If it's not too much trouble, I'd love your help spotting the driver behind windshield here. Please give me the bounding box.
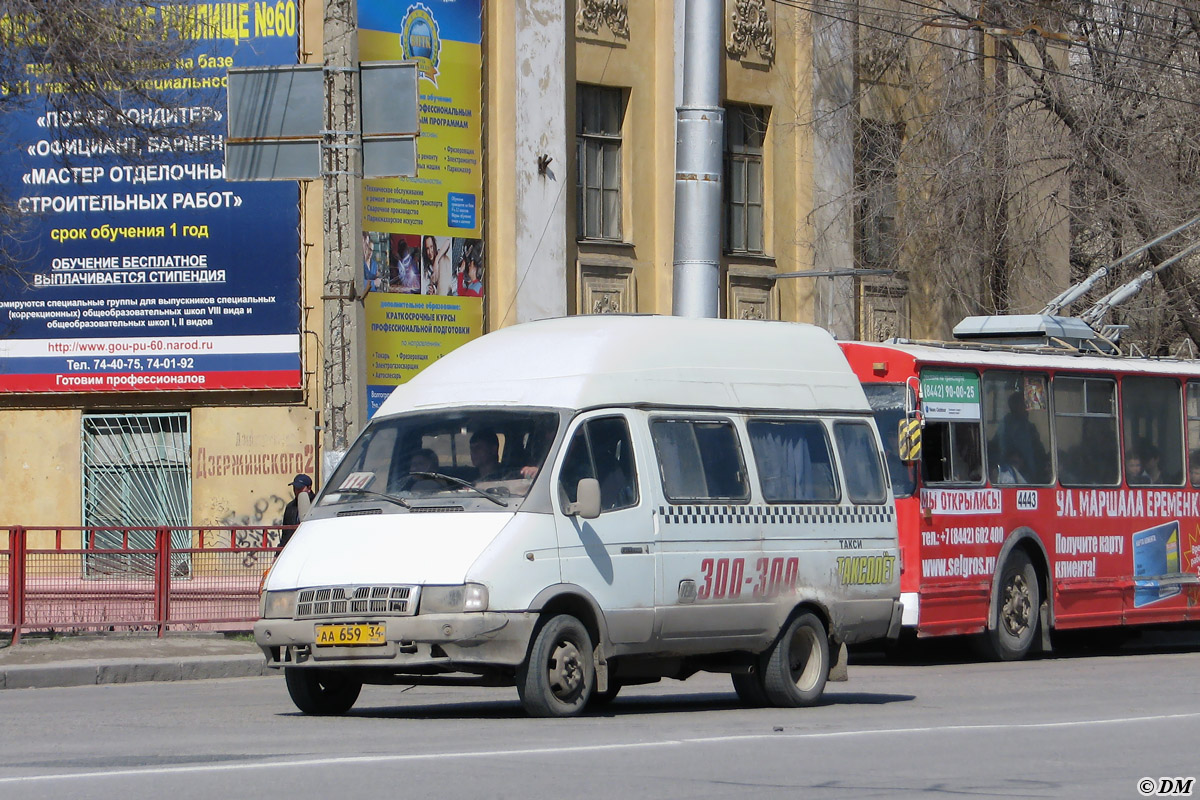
[408,448,439,474]
[469,430,503,481]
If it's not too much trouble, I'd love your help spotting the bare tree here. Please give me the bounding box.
[845,0,1200,352]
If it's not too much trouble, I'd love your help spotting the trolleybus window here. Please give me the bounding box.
[982,372,1051,486]
[861,383,916,497]
[746,419,839,503]
[1188,383,1200,486]
[1121,376,1184,486]
[919,369,983,485]
[651,418,750,502]
[833,421,888,504]
[1054,376,1119,486]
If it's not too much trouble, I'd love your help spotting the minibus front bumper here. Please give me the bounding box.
[254,612,537,672]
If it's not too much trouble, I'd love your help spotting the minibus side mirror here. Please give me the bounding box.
[566,478,601,520]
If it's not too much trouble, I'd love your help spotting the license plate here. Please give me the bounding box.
[314,623,385,646]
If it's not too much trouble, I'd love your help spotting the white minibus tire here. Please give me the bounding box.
[284,668,362,715]
[516,614,595,717]
[761,612,830,707]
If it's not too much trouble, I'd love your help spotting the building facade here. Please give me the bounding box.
[0,0,1067,530]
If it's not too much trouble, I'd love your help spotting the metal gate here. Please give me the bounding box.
[81,413,192,577]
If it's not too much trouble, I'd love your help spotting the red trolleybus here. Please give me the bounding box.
[841,318,1200,660]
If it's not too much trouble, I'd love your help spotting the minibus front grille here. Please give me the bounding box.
[296,585,419,617]
[337,508,383,517]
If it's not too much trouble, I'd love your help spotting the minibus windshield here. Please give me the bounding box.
[318,408,562,508]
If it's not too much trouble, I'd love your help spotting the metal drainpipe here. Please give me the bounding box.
[672,0,724,319]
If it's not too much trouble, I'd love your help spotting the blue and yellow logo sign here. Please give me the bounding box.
[400,3,441,87]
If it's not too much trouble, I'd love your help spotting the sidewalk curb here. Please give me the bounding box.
[0,655,272,690]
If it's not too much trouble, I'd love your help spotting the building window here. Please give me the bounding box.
[857,119,901,267]
[82,412,192,574]
[725,104,767,254]
[576,84,624,241]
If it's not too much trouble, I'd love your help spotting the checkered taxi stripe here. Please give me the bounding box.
[657,504,894,525]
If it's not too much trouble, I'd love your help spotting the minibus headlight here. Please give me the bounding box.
[421,583,489,613]
[462,583,489,612]
[262,590,296,619]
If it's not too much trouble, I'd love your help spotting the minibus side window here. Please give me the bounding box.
[558,417,639,512]
[1121,376,1183,486]
[746,419,839,503]
[833,421,888,504]
[651,419,750,503]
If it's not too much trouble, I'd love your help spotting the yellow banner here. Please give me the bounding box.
[365,293,483,415]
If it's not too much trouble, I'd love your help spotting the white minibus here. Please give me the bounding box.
[255,315,902,716]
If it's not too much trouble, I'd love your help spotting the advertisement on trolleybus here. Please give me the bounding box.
[840,339,1200,660]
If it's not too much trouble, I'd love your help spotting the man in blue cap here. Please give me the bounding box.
[281,474,314,546]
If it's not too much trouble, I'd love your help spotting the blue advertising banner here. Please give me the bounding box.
[0,2,302,392]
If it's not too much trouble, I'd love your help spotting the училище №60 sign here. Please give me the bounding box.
[0,2,302,393]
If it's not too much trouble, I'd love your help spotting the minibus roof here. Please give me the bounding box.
[376,315,869,416]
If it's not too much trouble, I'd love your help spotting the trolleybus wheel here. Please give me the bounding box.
[516,614,594,717]
[977,549,1040,661]
[284,668,362,715]
[761,611,830,707]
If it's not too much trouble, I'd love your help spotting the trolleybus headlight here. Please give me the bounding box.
[421,583,489,613]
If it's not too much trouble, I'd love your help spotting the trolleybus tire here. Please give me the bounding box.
[761,611,830,707]
[284,667,362,715]
[516,614,595,717]
[977,549,1040,661]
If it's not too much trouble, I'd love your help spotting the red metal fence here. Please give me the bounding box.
[1,526,289,644]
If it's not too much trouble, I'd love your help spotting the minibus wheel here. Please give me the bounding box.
[976,549,1039,661]
[731,672,769,707]
[588,679,622,707]
[517,614,595,717]
[761,612,829,707]
[284,668,362,715]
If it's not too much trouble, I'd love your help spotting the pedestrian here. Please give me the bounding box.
[281,474,315,546]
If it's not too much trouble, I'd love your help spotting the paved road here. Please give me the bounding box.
[2,636,1199,800]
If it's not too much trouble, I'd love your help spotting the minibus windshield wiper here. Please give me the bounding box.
[409,471,510,507]
[333,487,412,509]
